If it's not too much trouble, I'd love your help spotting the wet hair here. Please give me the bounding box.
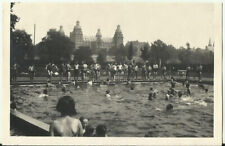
[43,89,48,94]
[106,90,110,94]
[84,125,94,137]
[205,88,208,93]
[95,124,107,137]
[150,87,153,90]
[56,96,77,116]
[166,104,173,111]
[178,91,182,98]
[62,86,66,93]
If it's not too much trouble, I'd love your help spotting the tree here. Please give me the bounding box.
[10,30,33,66]
[37,29,74,64]
[140,43,150,61]
[74,46,93,64]
[127,42,134,61]
[97,49,107,67]
[10,2,19,32]
[149,40,168,64]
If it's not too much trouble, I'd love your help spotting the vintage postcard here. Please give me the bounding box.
[1,1,222,145]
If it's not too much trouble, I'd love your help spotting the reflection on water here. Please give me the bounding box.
[11,82,213,137]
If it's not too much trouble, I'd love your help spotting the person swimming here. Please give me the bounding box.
[105,90,111,98]
[178,91,183,98]
[83,125,94,137]
[79,117,89,134]
[149,87,156,100]
[62,86,66,93]
[165,91,170,100]
[49,96,83,136]
[39,89,48,100]
[166,104,173,111]
[95,124,107,137]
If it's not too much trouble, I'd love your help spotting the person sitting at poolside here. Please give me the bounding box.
[105,90,111,98]
[79,117,89,134]
[50,96,83,136]
[95,124,107,137]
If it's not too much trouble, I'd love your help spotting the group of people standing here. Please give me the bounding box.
[10,61,203,83]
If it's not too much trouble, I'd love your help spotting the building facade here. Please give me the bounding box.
[69,21,123,52]
[70,21,84,50]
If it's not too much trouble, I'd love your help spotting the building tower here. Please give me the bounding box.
[70,21,84,50]
[113,25,123,48]
[96,29,102,49]
[59,25,65,36]
[206,38,214,51]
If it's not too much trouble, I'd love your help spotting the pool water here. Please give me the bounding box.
[11,82,213,137]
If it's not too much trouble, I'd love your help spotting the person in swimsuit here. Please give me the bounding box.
[49,96,83,136]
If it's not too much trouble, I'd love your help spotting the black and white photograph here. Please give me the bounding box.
[1,1,222,145]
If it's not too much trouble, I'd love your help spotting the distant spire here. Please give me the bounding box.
[59,25,65,35]
[208,38,212,46]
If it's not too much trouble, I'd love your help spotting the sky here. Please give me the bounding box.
[13,2,219,48]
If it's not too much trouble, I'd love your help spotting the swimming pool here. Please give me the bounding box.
[11,81,213,137]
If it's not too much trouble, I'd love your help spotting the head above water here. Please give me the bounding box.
[56,96,77,116]
[106,90,110,94]
[43,89,48,94]
[96,124,107,137]
[166,104,173,111]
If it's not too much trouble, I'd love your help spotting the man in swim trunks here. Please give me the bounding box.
[134,64,139,80]
[46,62,53,82]
[186,66,191,80]
[147,64,152,80]
[50,96,83,136]
[73,62,79,81]
[28,63,35,82]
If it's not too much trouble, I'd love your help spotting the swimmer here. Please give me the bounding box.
[95,124,107,137]
[79,117,89,134]
[105,90,111,98]
[39,89,48,100]
[166,104,173,111]
[50,96,83,136]
[165,92,170,100]
[87,80,93,86]
[62,86,66,93]
[148,88,154,100]
[178,91,182,98]
[83,125,94,137]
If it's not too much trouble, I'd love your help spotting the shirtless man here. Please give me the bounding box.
[50,96,83,136]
